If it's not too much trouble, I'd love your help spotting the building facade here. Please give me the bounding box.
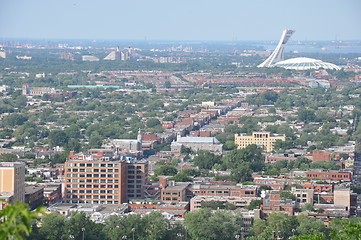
[0,162,25,203]
[234,132,286,152]
[64,157,127,204]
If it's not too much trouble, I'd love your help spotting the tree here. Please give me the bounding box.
[171,172,192,182]
[251,213,298,240]
[231,164,253,183]
[88,132,103,149]
[104,213,179,240]
[0,201,45,240]
[1,114,28,127]
[296,215,329,237]
[0,153,18,162]
[246,200,263,210]
[50,153,68,165]
[200,201,236,210]
[65,139,81,152]
[330,218,361,240]
[184,209,243,240]
[280,191,296,201]
[146,118,161,128]
[37,213,66,240]
[297,108,316,122]
[192,150,221,170]
[48,130,68,147]
[164,81,171,88]
[63,212,105,240]
[155,165,178,176]
[222,145,264,172]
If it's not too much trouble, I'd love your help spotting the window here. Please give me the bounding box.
[94,169,99,172]
[86,164,92,167]
[80,169,85,172]
[101,174,106,178]
[80,164,85,167]
[101,164,106,167]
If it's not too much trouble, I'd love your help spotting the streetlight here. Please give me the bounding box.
[122,236,127,239]
[82,227,85,240]
[235,234,240,239]
[131,228,135,240]
[69,235,74,239]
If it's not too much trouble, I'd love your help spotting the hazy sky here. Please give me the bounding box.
[1,0,360,41]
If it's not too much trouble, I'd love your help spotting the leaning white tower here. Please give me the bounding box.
[258,29,295,68]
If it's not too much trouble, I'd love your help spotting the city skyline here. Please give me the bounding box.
[1,0,361,41]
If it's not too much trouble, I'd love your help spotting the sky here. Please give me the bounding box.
[0,0,360,41]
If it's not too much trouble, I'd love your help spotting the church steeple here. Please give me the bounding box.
[137,128,142,143]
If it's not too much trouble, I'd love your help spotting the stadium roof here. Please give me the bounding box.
[274,57,341,71]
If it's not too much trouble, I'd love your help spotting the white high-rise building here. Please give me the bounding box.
[258,29,295,68]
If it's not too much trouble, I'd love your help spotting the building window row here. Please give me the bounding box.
[66,184,119,188]
[67,200,119,204]
[67,194,119,199]
[67,163,118,167]
[66,174,119,178]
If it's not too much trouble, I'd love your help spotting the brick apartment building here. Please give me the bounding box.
[306,170,352,181]
[64,151,148,204]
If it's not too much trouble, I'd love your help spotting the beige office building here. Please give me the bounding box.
[234,132,286,152]
[0,162,26,202]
